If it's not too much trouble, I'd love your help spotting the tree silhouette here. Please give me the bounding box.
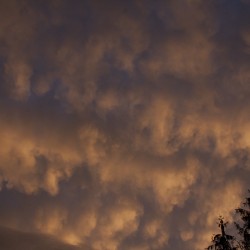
[205,190,250,250]
[206,216,236,250]
[235,190,250,250]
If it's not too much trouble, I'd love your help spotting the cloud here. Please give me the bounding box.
[0,0,250,250]
[0,226,80,250]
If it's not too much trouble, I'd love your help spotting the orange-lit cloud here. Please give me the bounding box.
[0,1,250,250]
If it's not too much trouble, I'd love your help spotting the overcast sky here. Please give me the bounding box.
[0,0,250,249]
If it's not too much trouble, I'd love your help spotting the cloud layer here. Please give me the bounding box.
[0,226,80,250]
[0,0,250,249]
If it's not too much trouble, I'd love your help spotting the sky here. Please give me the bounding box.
[0,0,250,249]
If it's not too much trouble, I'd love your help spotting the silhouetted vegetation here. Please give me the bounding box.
[235,190,250,250]
[206,191,250,250]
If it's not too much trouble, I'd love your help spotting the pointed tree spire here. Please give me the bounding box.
[206,216,236,250]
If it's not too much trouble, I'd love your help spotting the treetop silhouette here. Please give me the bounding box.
[206,190,250,250]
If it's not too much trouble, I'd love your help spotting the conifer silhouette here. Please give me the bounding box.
[206,216,236,250]
[235,190,250,250]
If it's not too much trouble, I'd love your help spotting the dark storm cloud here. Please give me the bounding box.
[0,0,250,249]
[0,225,80,250]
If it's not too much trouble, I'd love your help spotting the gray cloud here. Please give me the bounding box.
[0,226,80,250]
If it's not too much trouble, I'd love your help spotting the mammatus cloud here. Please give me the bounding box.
[0,0,250,249]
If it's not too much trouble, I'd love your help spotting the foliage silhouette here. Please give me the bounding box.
[235,190,250,250]
[206,190,250,250]
[206,216,236,250]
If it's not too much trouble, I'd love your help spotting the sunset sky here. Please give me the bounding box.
[1,0,250,249]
